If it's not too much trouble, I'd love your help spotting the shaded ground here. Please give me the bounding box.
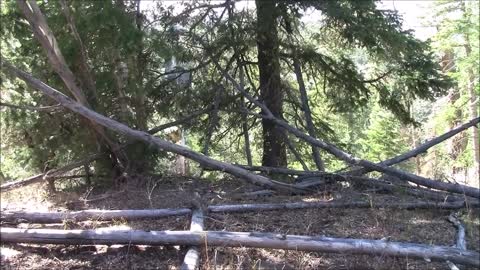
[1,174,479,269]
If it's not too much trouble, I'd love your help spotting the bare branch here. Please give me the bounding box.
[0,102,61,112]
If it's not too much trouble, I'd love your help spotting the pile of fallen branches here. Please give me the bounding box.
[1,201,479,267]
[2,61,479,198]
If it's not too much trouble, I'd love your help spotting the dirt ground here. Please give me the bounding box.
[1,174,479,270]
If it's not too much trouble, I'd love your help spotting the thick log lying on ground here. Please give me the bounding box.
[181,209,205,270]
[2,62,303,195]
[2,200,475,224]
[1,228,478,266]
[0,154,101,192]
[1,208,192,223]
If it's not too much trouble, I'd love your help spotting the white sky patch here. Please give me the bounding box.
[140,0,436,40]
[378,1,437,40]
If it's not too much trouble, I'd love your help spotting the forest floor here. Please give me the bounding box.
[1,174,479,270]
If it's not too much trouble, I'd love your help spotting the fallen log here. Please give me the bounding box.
[1,208,192,223]
[181,209,205,270]
[1,62,303,195]
[0,153,101,192]
[1,228,478,266]
[2,200,475,224]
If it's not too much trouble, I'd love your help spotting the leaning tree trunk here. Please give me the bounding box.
[214,63,480,198]
[255,0,287,168]
[17,0,125,177]
[2,62,304,194]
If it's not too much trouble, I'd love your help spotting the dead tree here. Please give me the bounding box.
[2,200,475,224]
[284,136,310,171]
[1,228,478,266]
[214,62,480,198]
[293,58,325,171]
[446,213,468,270]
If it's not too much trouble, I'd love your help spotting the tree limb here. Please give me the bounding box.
[348,117,480,176]
[212,59,480,198]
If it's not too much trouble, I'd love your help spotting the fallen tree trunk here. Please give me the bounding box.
[1,228,478,266]
[181,209,205,270]
[2,200,475,224]
[272,116,480,198]
[1,208,192,224]
[0,153,101,192]
[1,62,303,194]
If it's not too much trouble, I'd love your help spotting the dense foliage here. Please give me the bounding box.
[1,0,476,187]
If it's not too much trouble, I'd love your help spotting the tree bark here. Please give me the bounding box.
[2,62,303,194]
[1,228,478,266]
[255,0,287,168]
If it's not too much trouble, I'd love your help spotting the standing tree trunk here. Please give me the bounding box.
[255,0,287,168]
[467,72,479,181]
[240,66,253,166]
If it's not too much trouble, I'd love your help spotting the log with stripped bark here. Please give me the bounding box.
[1,228,478,266]
[181,209,205,270]
[2,200,475,224]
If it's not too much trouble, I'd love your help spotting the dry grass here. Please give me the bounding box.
[1,175,479,270]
